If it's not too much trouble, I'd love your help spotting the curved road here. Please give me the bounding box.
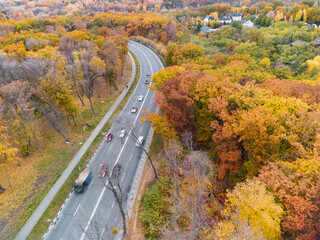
[42,41,163,240]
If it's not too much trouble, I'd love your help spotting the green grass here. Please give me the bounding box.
[24,51,140,240]
[148,132,163,160]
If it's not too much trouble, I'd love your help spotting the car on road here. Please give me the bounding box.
[146,72,150,76]
[111,164,121,178]
[106,133,113,142]
[119,129,126,138]
[131,106,138,113]
[74,170,92,193]
[144,79,149,84]
[135,136,144,147]
[138,95,144,101]
[99,164,109,178]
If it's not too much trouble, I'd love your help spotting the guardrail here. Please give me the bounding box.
[132,39,166,68]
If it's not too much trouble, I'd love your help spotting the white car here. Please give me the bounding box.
[135,136,144,147]
[119,129,126,138]
[138,95,144,101]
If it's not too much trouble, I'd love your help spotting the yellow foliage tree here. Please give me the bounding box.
[2,41,27,61]
[219,179,284,240]
[144,112,178,140]
[303,8,307,23]
[66,30,91,42]
[210,12,219,20]
[0,121,19,188]
[275,11,284,22]
[289,15,294,23]
[306,55,320,80]
[295,9,303,21]
[259,57,271,69]
[40,56,78,121]
[151,66,185,90]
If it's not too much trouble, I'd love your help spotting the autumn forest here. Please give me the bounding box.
[1,0,320,239]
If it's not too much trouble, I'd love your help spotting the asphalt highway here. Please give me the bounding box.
[43,41,163,240]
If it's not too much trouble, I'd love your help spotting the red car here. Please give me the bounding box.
[99,164,109,178]
[106,133,113,142]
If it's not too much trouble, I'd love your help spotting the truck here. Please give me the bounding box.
[74,170,92,193]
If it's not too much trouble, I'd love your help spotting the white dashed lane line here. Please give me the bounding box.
[88,179,94,188]
[73,204,80,217]
[129,153,133,163]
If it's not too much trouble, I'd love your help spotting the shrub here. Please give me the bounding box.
[140,176,172,239]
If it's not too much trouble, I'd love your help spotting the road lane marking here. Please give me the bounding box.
[109,142,114,150]
[111,200,115,208]
[73,204,81,217]
[101,227,105,236]
[89,179,94,188]
[121,172,126,182]
[80,187,106,240]
[129,153,133,163]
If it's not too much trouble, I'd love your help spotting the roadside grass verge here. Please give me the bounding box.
[7,52,140,240]
[148,132,163,160]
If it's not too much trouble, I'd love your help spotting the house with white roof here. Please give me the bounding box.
[241,19,254,27]
[224,12,242,21]
[201,16,215,23]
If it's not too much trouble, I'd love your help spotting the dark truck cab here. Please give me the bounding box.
[74,170,92,193]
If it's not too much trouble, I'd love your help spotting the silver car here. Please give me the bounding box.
[119,129,126,138]
[135,136,144,147]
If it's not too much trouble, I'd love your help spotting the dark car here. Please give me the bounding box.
[106,133,113,142]
[146,72,150,76]
[111,164,121,178]
[144,79,150,84]
[99,164,109,178]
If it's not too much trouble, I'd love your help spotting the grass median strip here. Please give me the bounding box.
[26,50,140,240]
